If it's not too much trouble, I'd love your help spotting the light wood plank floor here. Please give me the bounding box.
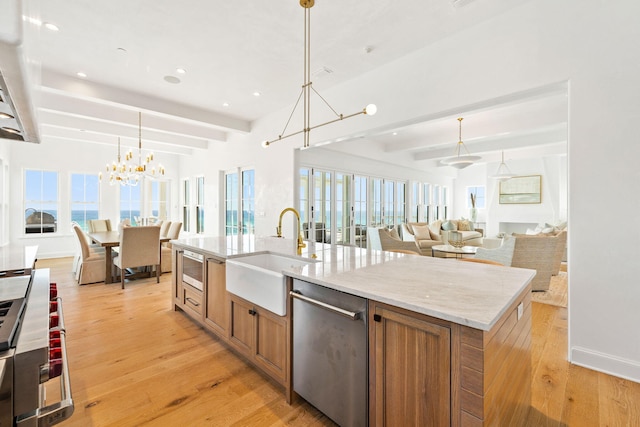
[38,257,640,426]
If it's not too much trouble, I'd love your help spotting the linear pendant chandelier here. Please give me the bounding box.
[441,117,481,169]
[262,0,376,149]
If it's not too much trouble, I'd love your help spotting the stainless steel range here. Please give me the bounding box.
[0,245,73,426]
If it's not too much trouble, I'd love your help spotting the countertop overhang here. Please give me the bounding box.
[171,236,535,331]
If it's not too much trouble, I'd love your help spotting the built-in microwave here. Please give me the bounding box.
[181,250,204,291]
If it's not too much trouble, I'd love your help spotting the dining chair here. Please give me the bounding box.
[88,219,112,233]
[161,222,182,273]
[159,221,171,238]
[73,224,106,285]
[112,225,161,289]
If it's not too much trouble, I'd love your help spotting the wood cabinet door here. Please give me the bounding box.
[254,307,287,383]
[229,296,254,357]
[204,257,228,337]
[370,302,451,427]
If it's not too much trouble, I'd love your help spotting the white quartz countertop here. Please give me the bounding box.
[171,236,535,331]
[0,244,38,273]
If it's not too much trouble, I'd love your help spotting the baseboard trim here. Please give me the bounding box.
[571,346,640,383]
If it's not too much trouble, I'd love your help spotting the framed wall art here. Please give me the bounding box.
[499,175,541,204]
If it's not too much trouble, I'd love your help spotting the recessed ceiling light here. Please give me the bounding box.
[76,72,87,78]
[392,132,398,136]
[0,112,15,119]
[43,22,59,31]
[176,68,186,74]
[253,92,261,97]
[164,75,181,84]
[222,102,230,107]
[117,47,127,54]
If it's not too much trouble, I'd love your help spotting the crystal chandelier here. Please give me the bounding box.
[100,112,165,186]
[441,117,481,169]
[261,0,376,149]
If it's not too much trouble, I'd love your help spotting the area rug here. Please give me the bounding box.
[531,271,567,308]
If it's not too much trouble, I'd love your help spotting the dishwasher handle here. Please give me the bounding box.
[290,290,362,320]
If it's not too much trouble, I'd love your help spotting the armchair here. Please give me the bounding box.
[368,227,421,254]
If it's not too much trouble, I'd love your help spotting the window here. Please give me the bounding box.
[335,173,352,245]
[241,169,255,235]
[422,183,432,223]
[24,169,58,234]
[120,185,141,225]
[467,186,486,209]
[71,173,100,231]
[433,185,441,220]
[395,181,406,226]
[313,170,331,243]
[196,176,205,234]
[299,168,311,228]
[442,186,449,219]
[182,179,191,232]
[225,172,238,236]
[353,176,367,248]
[149,180,169,221]
[411,182,420,222]
[225,168,255,237]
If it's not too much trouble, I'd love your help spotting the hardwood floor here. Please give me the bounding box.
[38,257,640,426]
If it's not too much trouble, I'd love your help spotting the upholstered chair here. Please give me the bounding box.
[368,227,421,254]
[159,221,172,238]
[88,219,112,233]
[112,225,161,289]
[511,235,558,291]
[73,225,106,285]
[161,222,182,273]
[471,237,516,266]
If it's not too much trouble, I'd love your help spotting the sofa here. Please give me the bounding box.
[399,220,483,256]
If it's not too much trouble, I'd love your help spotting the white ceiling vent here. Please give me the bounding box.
[312,66,334,79]
[451,0,476,8]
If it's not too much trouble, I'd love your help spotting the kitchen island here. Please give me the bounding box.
[171,235,535,426]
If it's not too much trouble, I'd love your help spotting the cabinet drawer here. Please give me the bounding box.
[183,285,203,316]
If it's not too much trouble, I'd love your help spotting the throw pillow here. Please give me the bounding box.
[429,220,442,235]
[411,224,431,240]
[429,230,442,241]
[442,220,457,231]
[525,228,540,235]
[458,220,472,231]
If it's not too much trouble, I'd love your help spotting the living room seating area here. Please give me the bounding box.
[398,219,483,256]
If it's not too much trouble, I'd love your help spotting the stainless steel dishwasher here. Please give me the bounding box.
[291,279,368,427]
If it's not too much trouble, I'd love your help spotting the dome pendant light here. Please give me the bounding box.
[491,151,516,181]
[441,117,481,169]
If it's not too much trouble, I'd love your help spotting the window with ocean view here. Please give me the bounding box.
[71,173,100,231]
[183,179,190,232]
[225,168,255,236]
[196,176,205,234]
[120,184,141,225]
[24,169,58,234]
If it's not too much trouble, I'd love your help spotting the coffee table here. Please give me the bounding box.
[431,244,478,259]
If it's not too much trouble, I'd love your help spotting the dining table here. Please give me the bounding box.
[87,230,170,284]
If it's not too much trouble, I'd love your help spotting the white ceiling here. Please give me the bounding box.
[4,0,566,162]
